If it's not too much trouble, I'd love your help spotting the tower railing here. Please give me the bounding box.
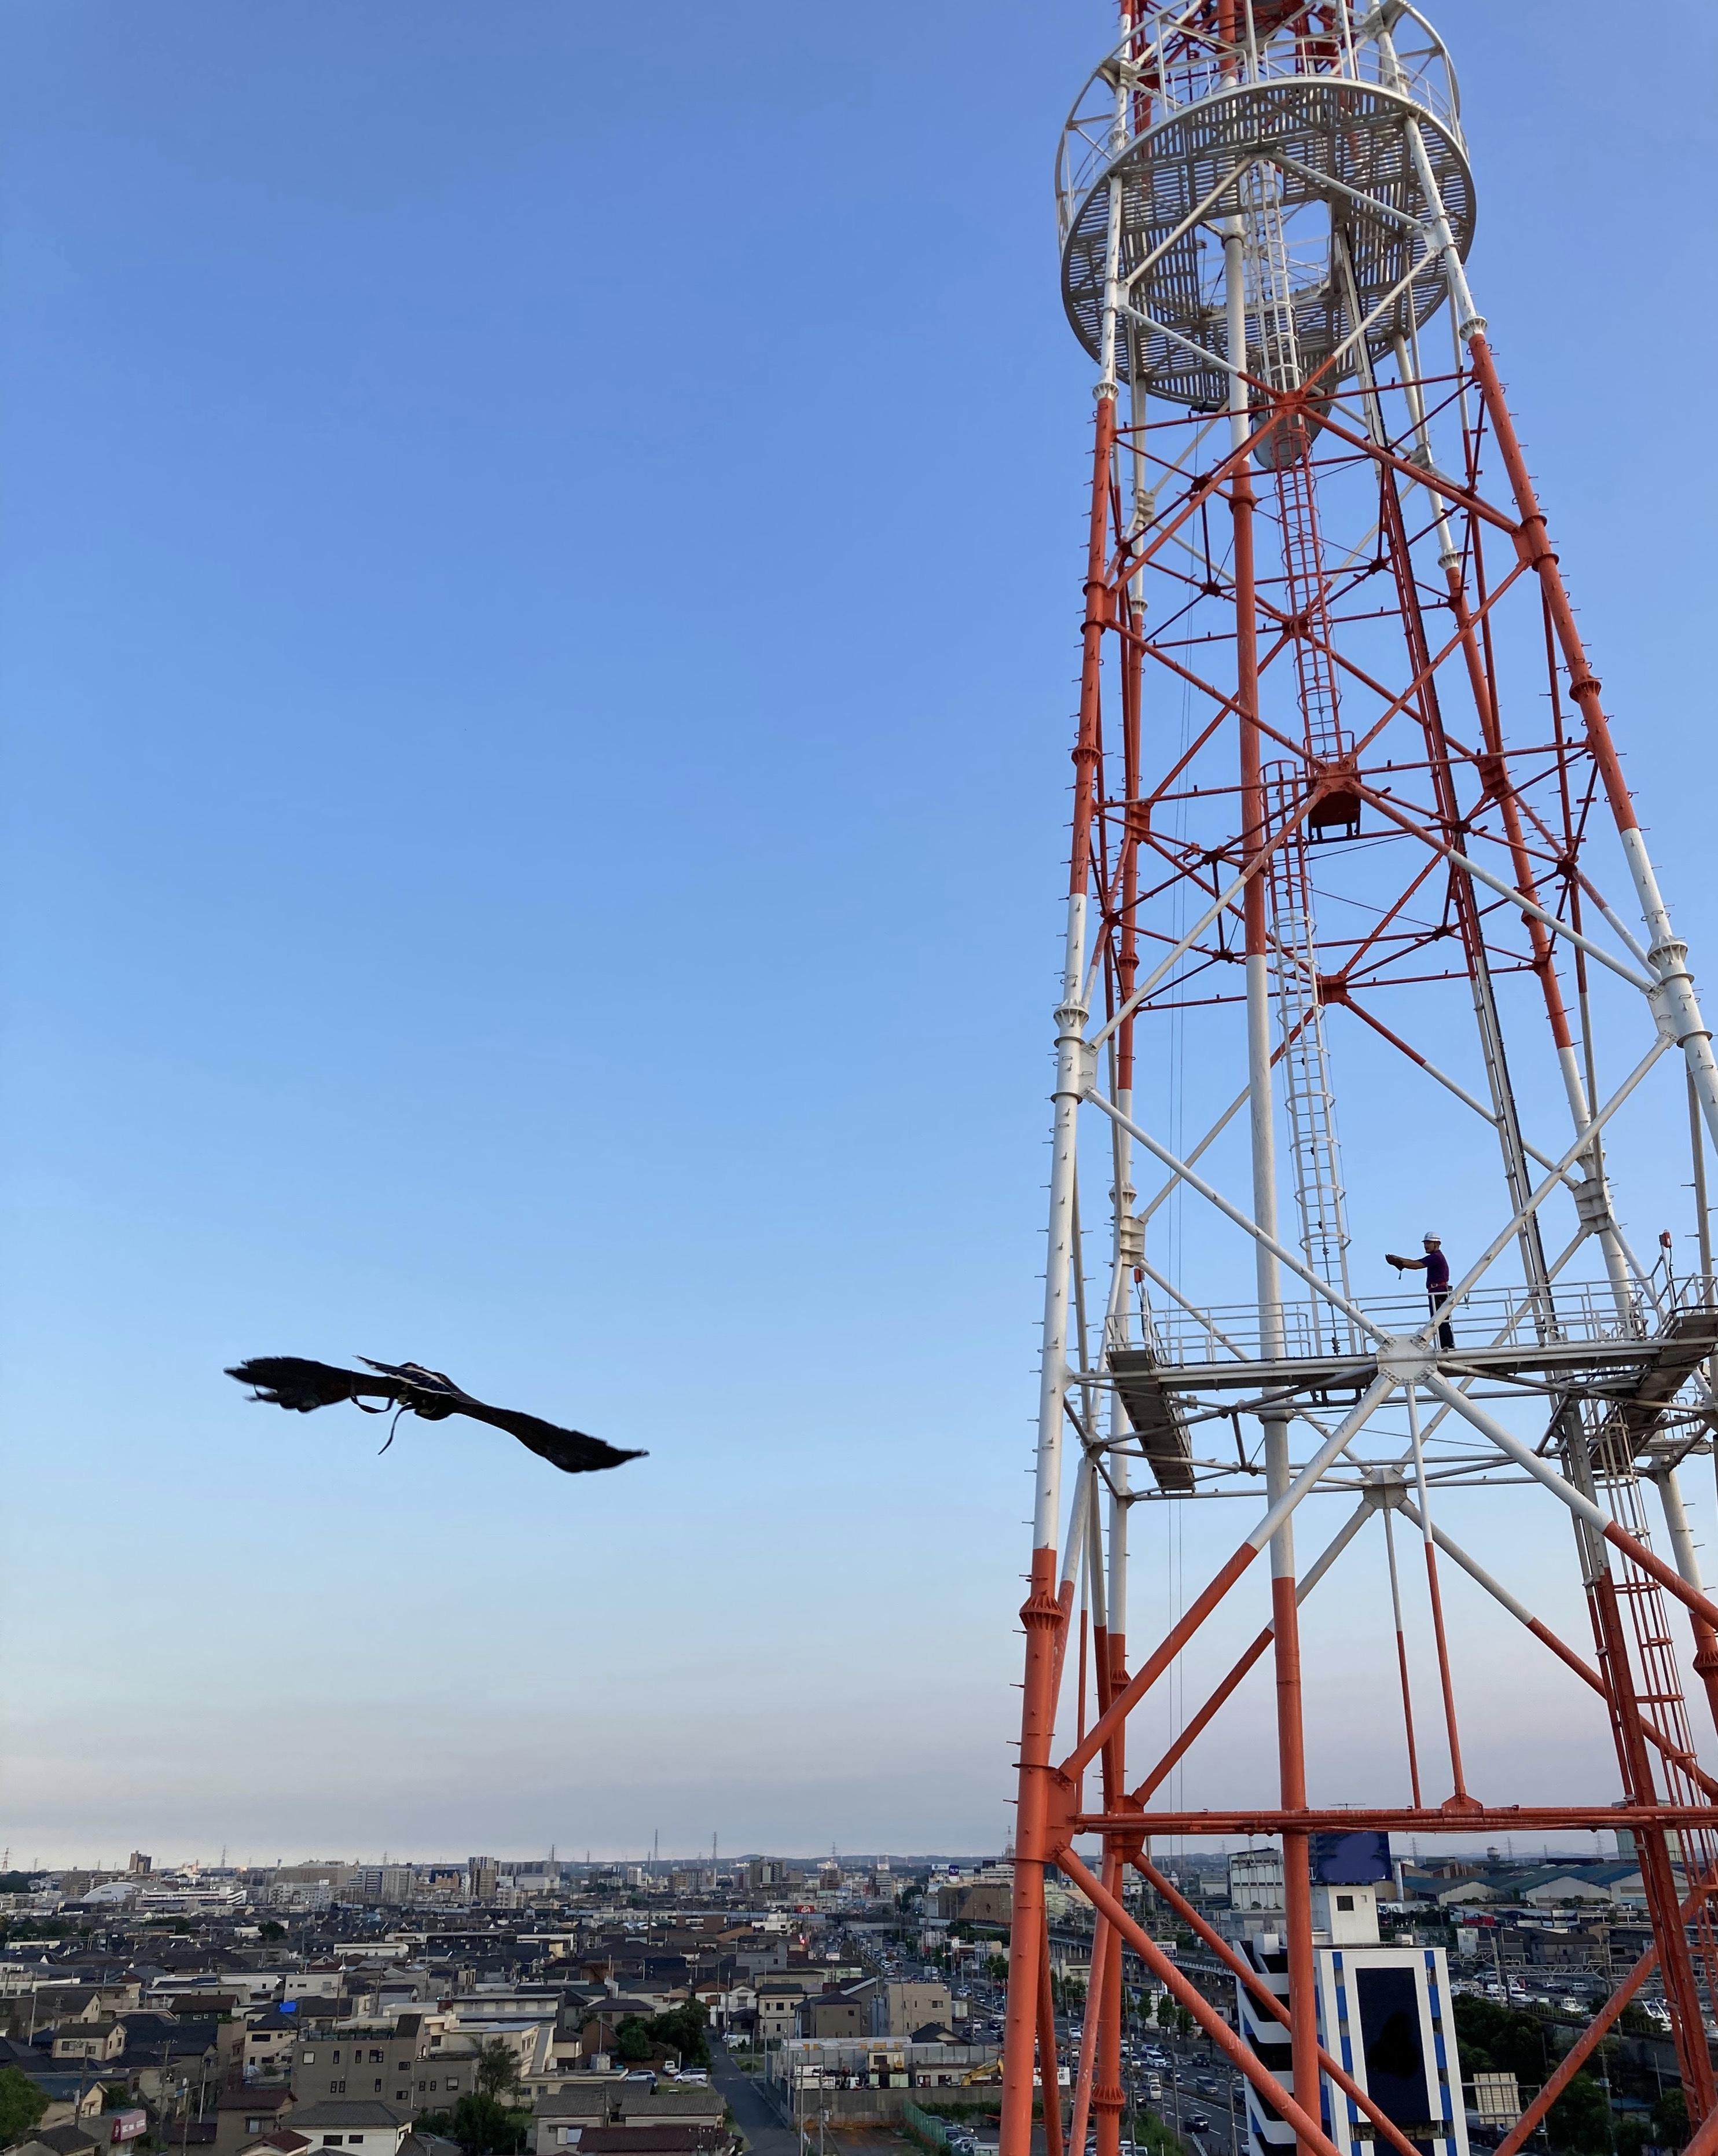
[1055,2,1461,233]
[1124,1276,1692,1368]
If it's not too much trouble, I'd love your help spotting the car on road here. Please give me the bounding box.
[1187,2115,1213,2133]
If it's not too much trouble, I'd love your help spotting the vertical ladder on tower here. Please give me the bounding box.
[1265,765,1356,1347]
[1242,156,1357,1340]
[1587,1422,1718,2011]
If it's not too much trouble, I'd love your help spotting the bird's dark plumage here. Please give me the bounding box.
[225,1356,645,1475]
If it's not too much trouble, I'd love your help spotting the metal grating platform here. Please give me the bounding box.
[1106,1283,1718,1490]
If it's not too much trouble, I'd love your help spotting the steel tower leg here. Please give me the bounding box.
[1003,379,1116,2156]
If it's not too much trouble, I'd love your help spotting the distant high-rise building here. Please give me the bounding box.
[1228,1849,1284,1915]
[1235,1843,1466,2156]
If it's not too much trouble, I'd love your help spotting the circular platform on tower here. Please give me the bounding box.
[1059,72,1474,407]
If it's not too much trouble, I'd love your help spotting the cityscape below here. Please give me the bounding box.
[0,1837,1683,2156]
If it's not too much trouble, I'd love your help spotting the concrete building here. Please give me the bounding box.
[291,2022,442,2111]
[405,2045,482,2111]
[1235,1860,1467,2156]
[882,1984,952,2040]
[345,1869,416,1908]
[1228,1849,1284,1914]
[754,1986,803,2048]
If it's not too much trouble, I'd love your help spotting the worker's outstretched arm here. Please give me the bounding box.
[1385,1253,1427,1272]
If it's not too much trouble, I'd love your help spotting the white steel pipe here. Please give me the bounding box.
[1646,1465,1705,1595]
[1084,1088,1386,1343]
[1034,890,1091,1551]
[1245,1376,1398,1556]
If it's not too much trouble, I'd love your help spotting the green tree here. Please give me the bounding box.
[645,2002,711,2070]
[1545,2072,1611,2155]
[1132,2120,1191,2156]
[1451,1996,1552,2085]
[447,2093,526,2155]
[1653,2089,1689,2150]
[258,1922,287,1942]
[0,2066,49,2149]
[475,2043,519,2103]
[615,2017,652,2064]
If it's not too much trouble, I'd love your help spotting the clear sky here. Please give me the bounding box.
[2,0,1716,1869]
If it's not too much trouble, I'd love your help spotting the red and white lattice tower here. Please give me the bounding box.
[1000,6,1718,2156]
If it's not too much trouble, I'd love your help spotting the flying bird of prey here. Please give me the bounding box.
[225,1356,645,1475]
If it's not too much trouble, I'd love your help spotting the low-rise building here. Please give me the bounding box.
[292,2026,426,2111]
[541,2131,729,2156]
[616,2093,725,2132]
[405,2044,480,2111]
[52,2022,128,2065]
[769,2037,1002,2095]
[532,2087,618,2149]
[881,1984,951,2041]
[236,2133,313,2156]
[804,1998,867,2041]
[279,2102,410,2156]
[243,2010,305,2080]
[216,2087,299,2156]
[753,1987,802,2048]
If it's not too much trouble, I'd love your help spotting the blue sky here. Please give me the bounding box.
[2,0,1716,1868]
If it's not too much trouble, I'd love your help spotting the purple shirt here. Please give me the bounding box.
[1425,1248,1449,1292]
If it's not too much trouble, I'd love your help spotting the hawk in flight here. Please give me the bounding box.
[226,1356,645,1475]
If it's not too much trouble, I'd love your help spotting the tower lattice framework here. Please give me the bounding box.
[1000,8,1718,2156]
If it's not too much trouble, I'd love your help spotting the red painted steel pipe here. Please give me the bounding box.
[1051,1843,1347,2156]
[1133,1853,1429,2156]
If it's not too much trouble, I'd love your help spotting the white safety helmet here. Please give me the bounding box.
[1423,1232,1441,1245]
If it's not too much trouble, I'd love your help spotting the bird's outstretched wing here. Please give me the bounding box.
[442,1394,648,1475]
[225,1354,645,1475]
[226,1355,386,1411]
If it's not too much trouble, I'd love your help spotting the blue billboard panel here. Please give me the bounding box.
[1309,1830,1392,1885]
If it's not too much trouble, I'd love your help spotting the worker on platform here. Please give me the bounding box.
[1386,1232,1455,1349]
